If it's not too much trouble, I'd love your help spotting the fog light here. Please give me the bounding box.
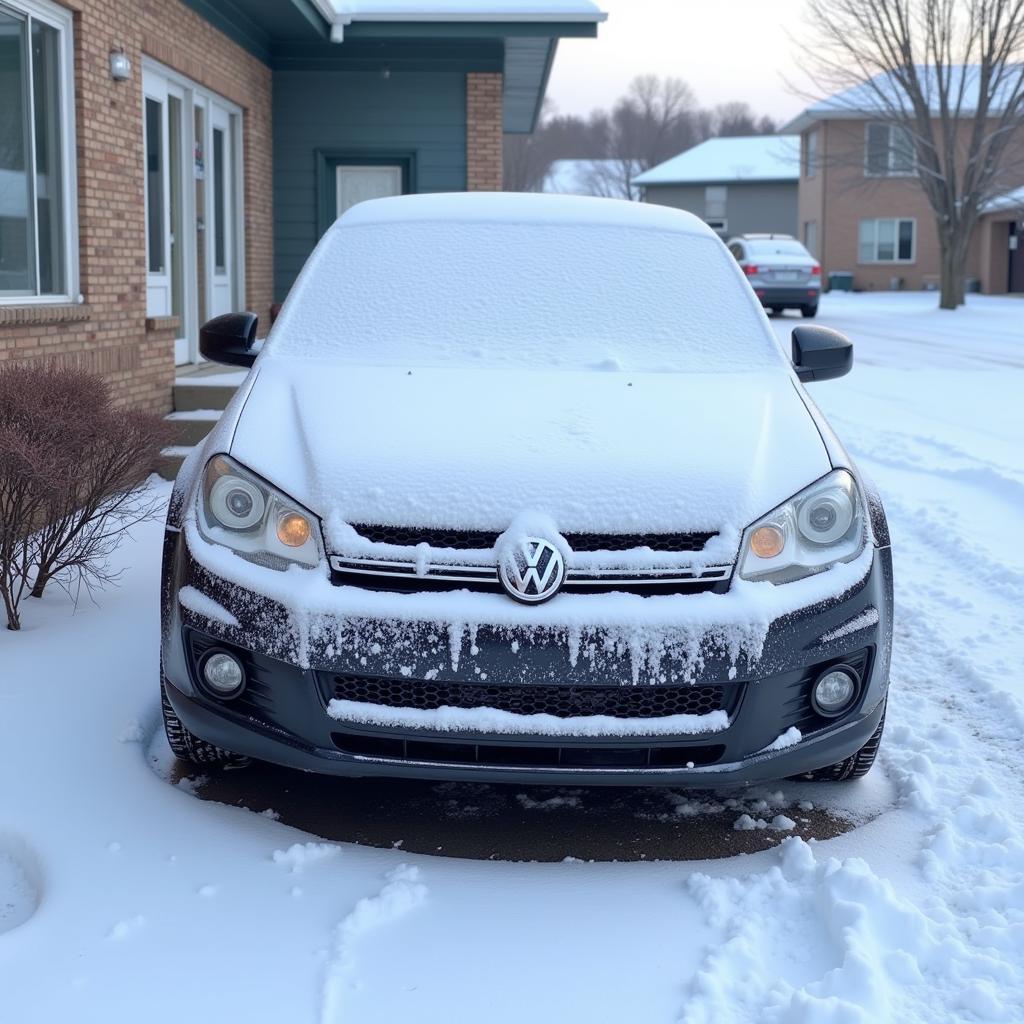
[812,666,858,717]
[202,651,245,697]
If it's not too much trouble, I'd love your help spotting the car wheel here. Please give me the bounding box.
[161,680,249,768]
[795,702,885,782]
[769,306,783,316]
[800,304,818,318]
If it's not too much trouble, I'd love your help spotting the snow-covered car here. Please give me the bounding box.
[160,193,892,786]
[727,234,821,318]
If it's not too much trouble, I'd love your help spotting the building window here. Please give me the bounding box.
[803,220,818,258]
[859,218,915,262]
[0,0,76,301]
[804,129,819,178]
[865,123,915,176]
[704,185,727,220]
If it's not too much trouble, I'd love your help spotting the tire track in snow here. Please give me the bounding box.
[320,865,428,1024]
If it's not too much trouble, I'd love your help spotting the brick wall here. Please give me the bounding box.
[0,0,273,413]
[466,72,503,191]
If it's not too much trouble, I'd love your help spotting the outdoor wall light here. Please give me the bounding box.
[109,50,132,81]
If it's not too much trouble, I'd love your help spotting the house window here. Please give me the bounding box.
[804,129,819,178]
[0,0,76,301]
[865,123,915,176]
[705,185,727,220]
[803,220,818,258]
[859,218,915,262]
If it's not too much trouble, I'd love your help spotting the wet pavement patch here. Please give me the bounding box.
[170,758,866,862]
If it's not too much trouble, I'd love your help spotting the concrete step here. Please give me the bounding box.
[172,382,238,411]
[166,409,222,447]
[157,445,192,482]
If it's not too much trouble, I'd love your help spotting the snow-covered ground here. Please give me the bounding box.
[2,292,1022,1022]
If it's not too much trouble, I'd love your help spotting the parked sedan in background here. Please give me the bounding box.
[728,234,821,318]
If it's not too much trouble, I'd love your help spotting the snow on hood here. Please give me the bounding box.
[228,358,830,550]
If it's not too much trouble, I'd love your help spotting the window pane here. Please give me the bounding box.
[0,8,35,294]
[876,219,896,260]
[858,220,875,262]
[866,124,889,175]
[891,126,915,173]
[898,219,914,260]
[705,185,726,218]
[805,130,818,177]
[168,95,183,321]
[145,97,164,273]
[212,127,225,273]
[31,18,63,294]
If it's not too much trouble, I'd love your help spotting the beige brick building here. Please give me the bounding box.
[786,95,1024,295]
[0,0,603,412]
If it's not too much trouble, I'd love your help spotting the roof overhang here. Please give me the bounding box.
[182,0,603,132]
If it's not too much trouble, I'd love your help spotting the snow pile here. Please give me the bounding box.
[682,835,1022,1022]
[327,698,730,736]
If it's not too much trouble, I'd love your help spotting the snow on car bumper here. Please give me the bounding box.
[161,526,892,785]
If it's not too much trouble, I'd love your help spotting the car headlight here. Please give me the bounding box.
[738,469,865,584]
[197,455,323,570]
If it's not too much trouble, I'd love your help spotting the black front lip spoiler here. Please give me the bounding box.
[164,677,886,787]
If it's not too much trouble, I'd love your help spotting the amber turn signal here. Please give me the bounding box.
[750,524,785,559]
[277,512,311,548]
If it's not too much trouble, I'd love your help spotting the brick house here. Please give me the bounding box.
[785,84,1024,294]
[0,0,604,413]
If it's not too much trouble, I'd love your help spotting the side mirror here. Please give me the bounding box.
[199,311,259,368]
[791,325,852,383]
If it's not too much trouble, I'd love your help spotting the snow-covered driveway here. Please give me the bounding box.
[2,293,1023,1022]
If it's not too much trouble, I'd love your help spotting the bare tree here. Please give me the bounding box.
[712,101,778,137]
[802,0,1024,309]
[605,75,704,198]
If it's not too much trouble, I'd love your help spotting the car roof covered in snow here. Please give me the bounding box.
[337,190,721,237]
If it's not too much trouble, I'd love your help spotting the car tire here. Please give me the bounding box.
[800,304,818,318]
[796,702,885,782]
[769,306,783,316]
[161,680,249,768]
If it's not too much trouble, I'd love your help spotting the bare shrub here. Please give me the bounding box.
[0,363,171,630]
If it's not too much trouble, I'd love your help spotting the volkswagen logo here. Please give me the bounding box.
[498,537,566,604]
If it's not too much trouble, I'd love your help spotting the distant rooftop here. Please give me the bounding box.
[633,136,800,187]
[783,65,1024,133]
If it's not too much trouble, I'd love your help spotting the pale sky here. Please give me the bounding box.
[547,0,816,127]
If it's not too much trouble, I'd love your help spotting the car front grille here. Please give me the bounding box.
[348,523,716,553]
[321,673,740,720]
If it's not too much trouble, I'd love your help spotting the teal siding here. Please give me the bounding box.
[273,70,467,299]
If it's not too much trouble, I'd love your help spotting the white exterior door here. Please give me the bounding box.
[206,100,238,321]
[143,62,243,365]
[336,165,403,219]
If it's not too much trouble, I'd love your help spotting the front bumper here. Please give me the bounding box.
[161,529,893,786]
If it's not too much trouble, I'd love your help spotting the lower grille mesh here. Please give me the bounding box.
[325,674,735,720]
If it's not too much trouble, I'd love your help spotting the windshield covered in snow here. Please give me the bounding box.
[267,220,785,373]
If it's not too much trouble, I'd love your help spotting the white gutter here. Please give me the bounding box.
[309,2,606,43]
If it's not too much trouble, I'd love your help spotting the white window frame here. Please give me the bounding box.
[0,0,79,305]
[858,217,916,264]
[864,122,916,178]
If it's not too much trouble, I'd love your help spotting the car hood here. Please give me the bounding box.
[229,358,830,551]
